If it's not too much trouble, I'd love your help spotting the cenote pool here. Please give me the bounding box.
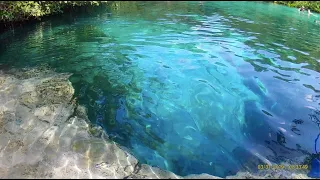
[1,1,320,177]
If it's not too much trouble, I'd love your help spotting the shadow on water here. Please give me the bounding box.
[242,75,320,169]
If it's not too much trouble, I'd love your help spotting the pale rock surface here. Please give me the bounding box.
[0,67,312,179]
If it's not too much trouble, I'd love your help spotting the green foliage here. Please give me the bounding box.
[0,1,107,22]
[274,1,320,13]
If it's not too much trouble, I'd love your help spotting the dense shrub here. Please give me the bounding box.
[274,1,320,13]
[1,1,319,23]
[0,1,107,22]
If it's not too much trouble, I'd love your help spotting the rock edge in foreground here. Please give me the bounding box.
[0,67,310,179]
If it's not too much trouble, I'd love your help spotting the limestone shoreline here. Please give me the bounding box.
[0,67,311,179]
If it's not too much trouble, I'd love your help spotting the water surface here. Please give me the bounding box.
[0,1,320,177]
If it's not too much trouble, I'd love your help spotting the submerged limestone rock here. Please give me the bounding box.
[0,67,311,179]
[0,67,183,179]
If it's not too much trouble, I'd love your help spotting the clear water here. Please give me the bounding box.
[1,1,320,177]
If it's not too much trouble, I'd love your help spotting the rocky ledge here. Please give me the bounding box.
[0,67,311,179]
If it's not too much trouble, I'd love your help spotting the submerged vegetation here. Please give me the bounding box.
[274,1,320,13]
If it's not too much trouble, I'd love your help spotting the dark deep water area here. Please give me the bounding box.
[0,1,320,177]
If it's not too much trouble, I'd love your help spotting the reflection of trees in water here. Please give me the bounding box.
[291,118,304,135]
[204,2,320,73]
[108,1,207,26]
[0,13,157,152]
[203,1,320,168]
[243,95,320,166]
[310,109,320,127]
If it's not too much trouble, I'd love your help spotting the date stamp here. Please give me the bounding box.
[258,164,308,170]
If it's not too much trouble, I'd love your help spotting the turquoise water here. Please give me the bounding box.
[1,1,320,177]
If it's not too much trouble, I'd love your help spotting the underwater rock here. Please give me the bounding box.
[226,170,311,179]
[35,75,74,105]
[0,67,312,179]
[7,65,53,80]
[0,68,178,179]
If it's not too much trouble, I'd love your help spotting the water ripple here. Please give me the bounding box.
[0,1,319,178]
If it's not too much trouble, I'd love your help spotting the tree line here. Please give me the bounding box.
[0,1,319,24]
[0,1,107,22]
[274,1,320,13]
